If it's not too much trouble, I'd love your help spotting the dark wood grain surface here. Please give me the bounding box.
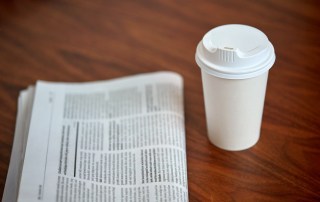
[1,0,319,201]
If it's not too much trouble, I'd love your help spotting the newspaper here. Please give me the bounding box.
[3,72,188,202]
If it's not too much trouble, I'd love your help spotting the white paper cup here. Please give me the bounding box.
[195,24,276,151]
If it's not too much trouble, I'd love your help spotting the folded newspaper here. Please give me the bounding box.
[3,72,188,202]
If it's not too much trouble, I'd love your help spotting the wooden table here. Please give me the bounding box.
[1,0,319,201]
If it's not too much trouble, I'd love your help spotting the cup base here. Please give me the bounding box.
[208,136,260,151]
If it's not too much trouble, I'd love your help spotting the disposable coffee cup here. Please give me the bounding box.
[195,24,275,151]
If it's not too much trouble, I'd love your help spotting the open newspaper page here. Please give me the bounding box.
[16,72,188,202]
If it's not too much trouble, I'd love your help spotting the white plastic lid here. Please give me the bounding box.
[195,24,276,79]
